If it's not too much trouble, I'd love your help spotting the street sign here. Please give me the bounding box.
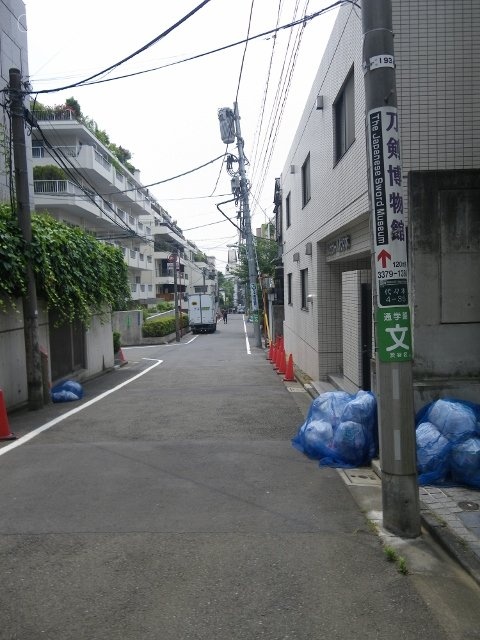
[367,106,409,309]
[377,307,412,362]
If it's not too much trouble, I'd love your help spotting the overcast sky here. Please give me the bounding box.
[24,0,339,271]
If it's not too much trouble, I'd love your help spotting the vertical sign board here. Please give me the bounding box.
[367,106,412,362]
[250,282,258,311]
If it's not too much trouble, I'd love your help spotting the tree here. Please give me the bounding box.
[230,237,277,311]
[218,271,234,308]
[231,237,277,284]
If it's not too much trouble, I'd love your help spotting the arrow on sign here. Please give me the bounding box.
[377,249,392,268]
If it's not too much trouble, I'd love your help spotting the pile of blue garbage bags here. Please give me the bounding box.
[415,398,480,488]
[292,390,480,489]
[51,380,83,403]
[292,390,378,468]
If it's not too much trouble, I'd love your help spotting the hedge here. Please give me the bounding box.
[142,314,188,337]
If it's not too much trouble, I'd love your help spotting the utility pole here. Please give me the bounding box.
[172,249,180,342]
[232,102,262,348]
[362,2,420,537]
[9,68,44,410]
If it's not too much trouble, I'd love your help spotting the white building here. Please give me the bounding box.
[278,0,480,407]
[31,107,218,309]
[31,107,156,304]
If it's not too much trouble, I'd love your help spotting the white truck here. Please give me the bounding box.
[187,293,218,334]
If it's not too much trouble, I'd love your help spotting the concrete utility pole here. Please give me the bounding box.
[361,2,420,537]
[172,249,180,342]
[232,102,262,348]
[9,68,44,410]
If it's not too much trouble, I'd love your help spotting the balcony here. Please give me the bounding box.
[33,180,137,234]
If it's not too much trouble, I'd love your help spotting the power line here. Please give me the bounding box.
[24,1,347,94]
[236,0,256,103]
[30,0,213,94]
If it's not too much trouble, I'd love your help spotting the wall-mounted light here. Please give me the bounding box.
[290,165,296,174]
[305,242,312,255]
[293,252,300,262]
[307,294,315,304]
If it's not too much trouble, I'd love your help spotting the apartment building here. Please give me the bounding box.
[0,0,30,203]
[278,0,480,407]
[31,107,157,304]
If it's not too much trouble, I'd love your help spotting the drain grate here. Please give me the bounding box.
[458,501,479,511]
[286,386,307,393]
[339,468,381,486]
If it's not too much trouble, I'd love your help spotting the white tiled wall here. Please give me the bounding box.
[281,0,480,383]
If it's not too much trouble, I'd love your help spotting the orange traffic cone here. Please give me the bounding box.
[117,348,128,366]
[277,348,287,375]
[0,389,16,441]
[283,354,295,381]
[267,340,274,361]
[272,342,278,369]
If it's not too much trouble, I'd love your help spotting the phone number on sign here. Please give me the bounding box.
[377,269,407,279]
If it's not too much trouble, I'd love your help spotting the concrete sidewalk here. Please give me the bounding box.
[300,374,480,588]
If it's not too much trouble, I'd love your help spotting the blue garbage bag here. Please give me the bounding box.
[422,399,477,443]
[415,398,480,487]
[333,421,366,465]
[51,380,83,403]
[305,391,351,428]
[292,390,378,467]
[416,422,451,485]
[450,438,480,488]
[301,419,334,458]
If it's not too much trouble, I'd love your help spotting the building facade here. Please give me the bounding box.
[278,0,480,407]
[0,1,30,203]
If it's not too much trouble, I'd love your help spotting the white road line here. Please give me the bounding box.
[243,316,251,354]
[0,358,163,457]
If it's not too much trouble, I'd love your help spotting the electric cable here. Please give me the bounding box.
[30,0,213,94]
[250,0,303,191]
[22,1,348,94]
[235,0,256,103]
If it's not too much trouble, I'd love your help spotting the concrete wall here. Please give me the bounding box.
[0,299,115,410]
[86,314,115,378]
[410,169,480,404]
[112,310,144,347]
[0,299,49,409]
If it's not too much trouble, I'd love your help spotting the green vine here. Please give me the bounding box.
[0,203,27,307]
[0,204,131,323]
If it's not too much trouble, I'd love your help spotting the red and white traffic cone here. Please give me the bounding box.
[0,389,16,441]
[283,354,295,382]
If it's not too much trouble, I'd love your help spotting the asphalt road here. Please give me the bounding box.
[1,314,478,639]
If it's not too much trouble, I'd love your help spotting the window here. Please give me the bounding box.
[286,192,291,228]
[287,273,292,305]
[300,268,308,309]
[301,154,311,207]
[334,68,355,162]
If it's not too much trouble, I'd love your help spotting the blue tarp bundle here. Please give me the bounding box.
[51,380,83,403]
[292,390,378,467]
[416,399,480,488]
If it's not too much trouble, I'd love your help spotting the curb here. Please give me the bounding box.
[292,365,480,587]
[420,506,480,587]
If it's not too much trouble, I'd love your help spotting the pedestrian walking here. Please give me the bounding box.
[222,309,228,324]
